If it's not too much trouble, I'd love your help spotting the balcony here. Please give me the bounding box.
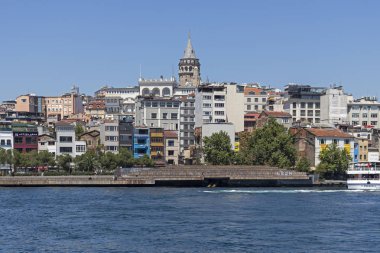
[151,132,163,138]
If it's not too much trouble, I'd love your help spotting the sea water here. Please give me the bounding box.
[0,187,379,252]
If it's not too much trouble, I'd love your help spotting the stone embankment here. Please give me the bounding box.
[0,166,313,187]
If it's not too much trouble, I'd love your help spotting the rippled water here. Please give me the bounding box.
[1,187,380,252]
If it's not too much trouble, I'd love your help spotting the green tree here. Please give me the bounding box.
[74,151,99,172]
[37,151,56,168]
[203,131,234,165]
[295,157,311,172]
[75,124,85,140]
[13,149,22,172]
[99,152,119,171]
[116,148,135,168]
[0,148,6,165]
[135,154,154,167]
[56,154,72,173]
[316,143,351,179]
[239,118,296,168]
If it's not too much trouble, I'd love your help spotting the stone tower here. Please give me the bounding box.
[178,34,201,87]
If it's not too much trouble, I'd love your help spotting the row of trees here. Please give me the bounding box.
[202,118,351,179]
[0,148,154,174]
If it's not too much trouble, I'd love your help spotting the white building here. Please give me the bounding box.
[0,122,13,151]
[195,84,227,127]
[320,87,348,124]
[55,122,86,157]
[347,97,380,128]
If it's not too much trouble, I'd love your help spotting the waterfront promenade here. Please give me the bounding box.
[0,166,312,187]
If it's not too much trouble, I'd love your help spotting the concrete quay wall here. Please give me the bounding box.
[0,166,313,187]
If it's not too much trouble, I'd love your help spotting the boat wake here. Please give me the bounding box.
[202,189,374,194]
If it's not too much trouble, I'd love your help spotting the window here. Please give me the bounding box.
[371,121,377,126]
[168,150,174,156]
[171,113,178,119]
[0,140,4,146]
[106,146,118,151]
[215,103,224,108]
[76,145,86,152]
[215,111,225,116]
[292,110,296,116]
[345,139,350,144]
[333,139,338,144]
[320,139,325,144]
[247,105,251,110]
[352,113,360,118]
[307,110,313,117]
[203,103,211,108]
[26,137,37,144]
[262,98,266,102]
[106,136,118,141]
[40,142,46,146]
[362,113,368,118]
[315,103,320,109]
[301,102,306,108]
[300,110,306,116]
[6,140,11,146]
[59,136,73,143]
[48,141,55,146]
[362,121,368,126]
[168,140,174,146]
[247,98,251,102]
[60,147,72,153]
[315,110,320,117]
[151,113,157,119]
[203,95,212,100]
[105,126,118,131]
[163,113,168,119]
[254,98,259,102]
[292,102,297,108]
[371,113,378,118]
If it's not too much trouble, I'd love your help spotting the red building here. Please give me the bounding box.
[12,123,38,153]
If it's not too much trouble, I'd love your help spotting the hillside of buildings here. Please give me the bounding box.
[0,37,377,177]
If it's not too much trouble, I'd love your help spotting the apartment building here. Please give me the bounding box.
[150,128,165,162]
[55,122,86,157]
[0,122,13,151]
[179,94,195,154]
[119,120,134,151]
[284,85,325,124]
[100,120,119,153]
[164,130,179,165]
[45,87,84,121]
[135,97,181,130]
[320,87,349,124]
[13,123,38,153]
[347,97,380,128]
[195,84,227,127]
[133,127,150,158]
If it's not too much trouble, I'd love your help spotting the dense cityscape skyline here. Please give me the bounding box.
[1,0,380,101]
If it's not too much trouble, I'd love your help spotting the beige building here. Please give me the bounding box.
[226,84,245,132]
[357,138,368,162]
[15,94,45,115]
[45,89,84,120]
[164,130,179,165]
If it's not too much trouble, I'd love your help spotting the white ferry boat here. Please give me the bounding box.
[347,162,380,190]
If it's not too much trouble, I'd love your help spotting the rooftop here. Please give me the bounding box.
[306,128,353,138]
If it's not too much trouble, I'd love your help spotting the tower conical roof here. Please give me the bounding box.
[183,34,196,59]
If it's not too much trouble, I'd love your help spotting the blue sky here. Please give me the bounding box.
[1,0,380,101]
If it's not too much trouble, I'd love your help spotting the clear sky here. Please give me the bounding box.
[1,0,380,101]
